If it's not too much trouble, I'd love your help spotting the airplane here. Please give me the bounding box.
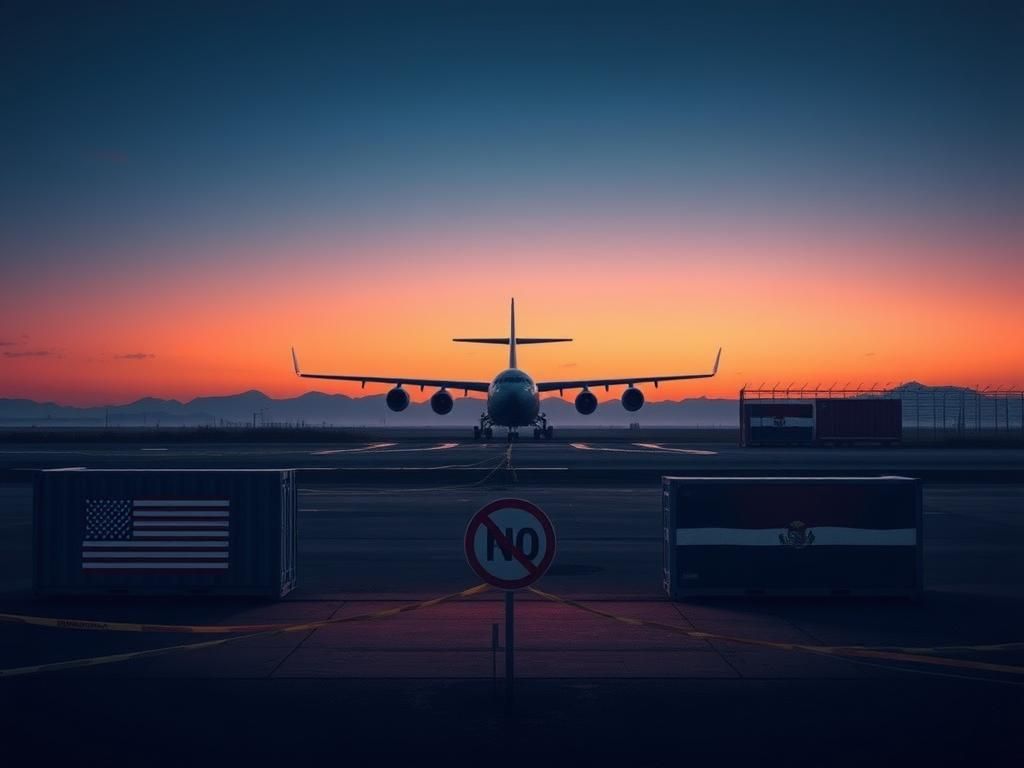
[291,299,721,442]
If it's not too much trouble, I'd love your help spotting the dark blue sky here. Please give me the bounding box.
[2,1,1023,403]
[2,0,1021,267]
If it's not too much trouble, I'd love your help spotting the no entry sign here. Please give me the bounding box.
[465,498,556,590]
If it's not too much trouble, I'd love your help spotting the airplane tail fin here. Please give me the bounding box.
[453,299,571,368]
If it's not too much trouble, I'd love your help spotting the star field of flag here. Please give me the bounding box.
[85,499,133,541]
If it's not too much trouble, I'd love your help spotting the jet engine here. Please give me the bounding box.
[621,387,644,412]
[575,390,598,415]
[430,389,454,415]
[386,386,410,412]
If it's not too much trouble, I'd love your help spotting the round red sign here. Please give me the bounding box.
[464,498,557,590]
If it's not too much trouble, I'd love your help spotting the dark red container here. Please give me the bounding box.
[815,398,902,444]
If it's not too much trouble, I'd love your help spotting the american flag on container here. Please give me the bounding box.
[82,499,230,571]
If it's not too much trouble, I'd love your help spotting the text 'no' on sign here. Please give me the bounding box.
[464,498,557,590]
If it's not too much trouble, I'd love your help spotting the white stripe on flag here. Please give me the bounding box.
[133,531,229,538]
[133,510,229,518]
[84,540,226,548]
[82,563,229,570]
[133,500,229,507]
[134,521,228,528]
[83,551,228,559]
[676,527,917,546]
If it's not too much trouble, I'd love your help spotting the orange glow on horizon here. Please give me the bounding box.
[2,225,1022,406]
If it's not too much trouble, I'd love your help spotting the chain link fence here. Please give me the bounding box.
[740,385,1024,444]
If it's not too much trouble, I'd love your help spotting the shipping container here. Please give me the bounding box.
[815,398,902,445]
[663,476,922,598]
[34,469,297,598]
[740,402,814,446]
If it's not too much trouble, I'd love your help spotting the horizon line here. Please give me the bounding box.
[0,380,1012,411]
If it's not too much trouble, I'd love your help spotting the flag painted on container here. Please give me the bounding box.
[82,499,230,571]
[662,477,922,597]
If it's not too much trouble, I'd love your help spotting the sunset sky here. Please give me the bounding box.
[2,2,1021,406]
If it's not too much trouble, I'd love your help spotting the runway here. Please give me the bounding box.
[2,433,1022,483]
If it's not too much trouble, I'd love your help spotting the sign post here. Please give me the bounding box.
[465,498,557,708]
[505,591,514,701]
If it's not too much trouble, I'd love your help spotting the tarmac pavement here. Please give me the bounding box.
[1,438,1022,764]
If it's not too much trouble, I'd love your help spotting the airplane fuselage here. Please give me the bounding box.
[487,368,540,427]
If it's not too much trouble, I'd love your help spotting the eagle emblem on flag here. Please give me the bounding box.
[779,520,815,548]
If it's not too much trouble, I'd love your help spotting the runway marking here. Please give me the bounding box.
[0,450,98,454]
[310,442,460,456]
[310,442,397,455]
[633,442,718,456]
[355,442,460,454]
[570,442,717,456]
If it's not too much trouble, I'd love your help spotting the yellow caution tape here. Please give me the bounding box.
[0,584,490,678]
[0,613,290,635]
[5,581,1021,680]
[826,641,1024,654]
[0,631,267,678]
[0,584,491,636]
[527,587,1024,678]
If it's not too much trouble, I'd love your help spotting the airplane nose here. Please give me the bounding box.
[511,387,531,404]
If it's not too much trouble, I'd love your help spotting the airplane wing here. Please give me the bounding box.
[536,348,721,393]
[291,348,491,393]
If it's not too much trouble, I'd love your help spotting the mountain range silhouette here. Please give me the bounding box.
[0,390,739,427]
[0,383,983,428]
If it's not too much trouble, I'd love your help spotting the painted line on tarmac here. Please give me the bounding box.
[570,442,717,456]
[633,443,717,456]
[309,442,462,456]
[0,450,97,455]
[12,466,89,471]
[291,465,496,472]
[369,442,460,453]
[310,442,397,455]
[310,442,461,456]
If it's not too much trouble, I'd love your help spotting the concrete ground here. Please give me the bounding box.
[0,438,1022,764]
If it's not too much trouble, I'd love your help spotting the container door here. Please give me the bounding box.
[662,482,673,598]
[280,472,297,593]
